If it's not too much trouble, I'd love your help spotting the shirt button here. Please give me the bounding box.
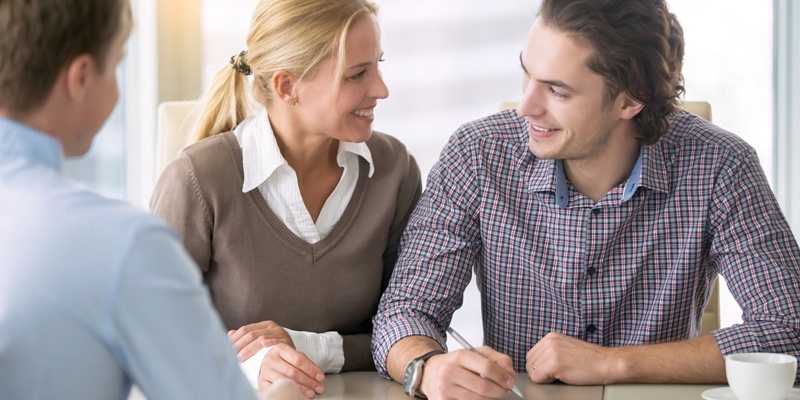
[587,267,597,275]
[586,324,597,333]
[592,208,601,215]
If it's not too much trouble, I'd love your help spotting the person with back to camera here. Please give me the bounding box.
[0,0,305,399]
[150,0,422,397]
[371,0,800,398]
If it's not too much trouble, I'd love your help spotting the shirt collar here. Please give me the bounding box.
[0,117,63,171]
[235,108,374,193]
[621,146,645,202]
[550,148,646,208]
[527,145,649,209]
[638,141,670,194]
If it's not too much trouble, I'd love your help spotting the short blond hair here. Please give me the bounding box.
[192,0,379,142]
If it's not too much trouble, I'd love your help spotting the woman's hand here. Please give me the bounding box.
[258,378,306,400]
[258,343,325,399]
[229,320,295,362]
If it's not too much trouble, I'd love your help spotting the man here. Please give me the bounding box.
[372,0,800,398]
[0,1,303,399]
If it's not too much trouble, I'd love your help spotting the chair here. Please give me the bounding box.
[499,100,720,336]
[156,100,200,176]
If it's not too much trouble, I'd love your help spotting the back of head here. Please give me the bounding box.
[539,0,685,144]
[192,0,378,142]
[0,0,132,116]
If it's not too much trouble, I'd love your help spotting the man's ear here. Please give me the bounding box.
[619,94,644,120]
[63,54,94,103]
[271,70,297,105]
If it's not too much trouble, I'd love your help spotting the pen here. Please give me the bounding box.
[446,327,525,399]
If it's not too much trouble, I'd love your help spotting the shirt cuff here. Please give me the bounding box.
[239,346,273,389]
[285,328,344,373]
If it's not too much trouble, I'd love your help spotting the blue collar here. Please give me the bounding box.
[0,117,63,171]
[554,146,645,209]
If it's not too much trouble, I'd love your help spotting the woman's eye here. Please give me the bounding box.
[347,70,366,80]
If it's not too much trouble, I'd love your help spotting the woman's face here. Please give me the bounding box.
[292,13,388,143]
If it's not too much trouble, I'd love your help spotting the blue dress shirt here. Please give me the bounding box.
[0,117,256,399]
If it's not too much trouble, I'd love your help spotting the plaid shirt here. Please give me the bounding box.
[372,109,800,379]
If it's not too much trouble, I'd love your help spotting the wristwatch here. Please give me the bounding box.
[403,349,446,398]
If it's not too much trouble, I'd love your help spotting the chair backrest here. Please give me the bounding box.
[499,99,719,335]
[156,100,200,176]
[679,102,719,335]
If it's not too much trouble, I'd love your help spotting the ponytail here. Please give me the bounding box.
[191,52,254,143]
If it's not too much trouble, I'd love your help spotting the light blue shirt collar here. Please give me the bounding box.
[554,146,644,208]
[0,117,63,171]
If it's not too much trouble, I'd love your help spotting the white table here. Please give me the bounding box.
[127,372,745,399]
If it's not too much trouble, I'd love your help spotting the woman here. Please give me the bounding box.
[150,0,421,398]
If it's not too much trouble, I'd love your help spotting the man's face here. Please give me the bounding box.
[517,17,627,163]
[69,30,128,157]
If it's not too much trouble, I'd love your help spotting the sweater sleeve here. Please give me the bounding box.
[340,333,376,372]
[150,154,214,272]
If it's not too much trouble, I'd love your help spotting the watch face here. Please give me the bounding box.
[403,359,422,397]
[403,350,445,398]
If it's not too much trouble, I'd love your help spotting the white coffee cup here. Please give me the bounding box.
[725,352,797,400]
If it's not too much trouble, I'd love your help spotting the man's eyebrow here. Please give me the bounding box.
[520,52,579,93]
[537,79,578,93]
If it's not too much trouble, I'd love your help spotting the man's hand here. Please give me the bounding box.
[229,320,295,362]
[419,347,517,400]
[526,332,727,385]
[526,332,620,385]
[257,343,325,399]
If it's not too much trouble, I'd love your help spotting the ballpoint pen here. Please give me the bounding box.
[446,327,525,399]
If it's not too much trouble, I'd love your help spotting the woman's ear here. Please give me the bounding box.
[271,70,297,105]
[619,94,644,120]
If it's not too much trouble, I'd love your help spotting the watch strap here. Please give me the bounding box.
[417,349,446,363]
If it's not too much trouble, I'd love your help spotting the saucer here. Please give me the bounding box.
[701,387,800,400]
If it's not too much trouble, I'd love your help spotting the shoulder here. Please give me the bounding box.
[69,189,170,237]
[19,179,174,260]
[450,109,528,148]
[179,131,240,172]
[158,131,241,188]
[366,131,412,158]
[661,110,757,160]
[434,109,529,169]
[366,131,419,174]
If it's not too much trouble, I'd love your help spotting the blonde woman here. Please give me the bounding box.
[150,0,421,398]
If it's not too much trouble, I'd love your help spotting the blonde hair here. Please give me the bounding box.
[192,0,379,142]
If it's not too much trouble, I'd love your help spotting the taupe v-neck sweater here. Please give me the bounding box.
[150,131,421,371]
